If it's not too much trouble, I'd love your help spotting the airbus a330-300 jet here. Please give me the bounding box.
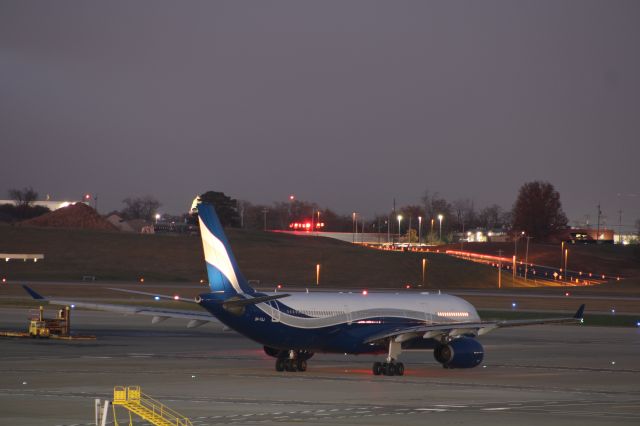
[24,200,584,376]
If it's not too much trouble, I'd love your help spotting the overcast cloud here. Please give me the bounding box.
[1,1,639,229]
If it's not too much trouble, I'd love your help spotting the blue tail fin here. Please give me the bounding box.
[197,201,254,297]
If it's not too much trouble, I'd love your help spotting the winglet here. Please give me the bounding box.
[574,304,585,320]
[22,285,46,300]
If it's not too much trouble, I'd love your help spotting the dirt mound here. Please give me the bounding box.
[20,203,118,231]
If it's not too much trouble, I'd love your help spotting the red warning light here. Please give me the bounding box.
[84,193,91,200]
[173,295,180,300]
[139,278,145,283]
[277,284,283,289]
[362,290,368,296]
[1,278,5,283]
[405,284,411,289]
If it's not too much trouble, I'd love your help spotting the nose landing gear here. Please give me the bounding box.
[372,339,405,376]
[372,361,405,376]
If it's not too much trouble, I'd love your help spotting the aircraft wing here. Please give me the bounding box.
[365,304,585,344]
[22,285,219,329]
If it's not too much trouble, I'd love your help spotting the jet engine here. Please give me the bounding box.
[433,337,484,369]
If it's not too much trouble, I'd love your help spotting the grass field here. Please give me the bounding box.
[2,224,639,294]
[1,224,526,289]
[442,241,640,280]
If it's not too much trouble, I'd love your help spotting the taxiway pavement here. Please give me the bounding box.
[0,308,638,426]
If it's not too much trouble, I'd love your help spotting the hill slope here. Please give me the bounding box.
[1,225,517,289]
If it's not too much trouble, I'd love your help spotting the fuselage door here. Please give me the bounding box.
[344,305,352,325]
[269,300,281,322]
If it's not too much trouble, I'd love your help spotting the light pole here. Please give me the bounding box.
[430,218,434,243]
[397,215,403,246]
[498,249,503,289]
[352,212,356,243]
[418,216,422,246]
[386,218,390,244]
[408,216,412,247]
[564,249,568,282]
[514,231,524,277]
[515,231,524,261]
[524,236,533,281]
[262,208,268,231]
[560,241,565,271]
[316,264,320,285]
[287,194,295,229]
[355,213,359,243]
[437,214,443,241]
[422,258,427,286]
[155,213,161,224]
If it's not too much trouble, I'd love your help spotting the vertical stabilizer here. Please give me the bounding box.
[197,201,254,296]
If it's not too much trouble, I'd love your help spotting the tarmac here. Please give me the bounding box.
[0,307,639,426]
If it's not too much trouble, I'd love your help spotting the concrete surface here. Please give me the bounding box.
[0,308,638,426]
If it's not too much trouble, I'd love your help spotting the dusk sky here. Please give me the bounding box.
[2,1,639,229]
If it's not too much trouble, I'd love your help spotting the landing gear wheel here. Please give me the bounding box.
[296,359,307,372]
[383,362,396,376]
[298,350,314,361]
[396,362,405,376]
[285,359,297,372]
[275,358,286,372]
[372,362,382,375]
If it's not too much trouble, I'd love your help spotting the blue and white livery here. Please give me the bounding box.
[23,200,584,376]
[192,201,584,375]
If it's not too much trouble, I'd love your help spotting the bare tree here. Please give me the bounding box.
[478,204,503,229]
[452,198,476,231]
[121,196,161,221]
[9,187,38,208]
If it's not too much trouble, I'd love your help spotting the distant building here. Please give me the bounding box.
[0,199,88,211]
[614,233,639,245]
[459,228,509,243]
[553,228,615,244]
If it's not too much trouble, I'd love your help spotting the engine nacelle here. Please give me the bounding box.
[434,337,484,369]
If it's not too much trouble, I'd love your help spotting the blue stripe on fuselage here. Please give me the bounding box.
[198,295,424,354]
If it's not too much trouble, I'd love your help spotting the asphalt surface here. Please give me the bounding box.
[0,308,639,426]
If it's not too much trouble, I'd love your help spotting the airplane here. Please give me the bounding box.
[23,199,585,377]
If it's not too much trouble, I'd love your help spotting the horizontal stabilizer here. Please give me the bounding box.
[574,304,586,319]
[22,285,45,300]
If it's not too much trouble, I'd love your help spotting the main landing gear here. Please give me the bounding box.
[372,339,405,376]
[274,350,313,373]
[372,360,404,376]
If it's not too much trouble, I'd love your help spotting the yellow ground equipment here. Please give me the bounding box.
[28,306,70,337]
[1,305,95,340]
[112,386,193,426]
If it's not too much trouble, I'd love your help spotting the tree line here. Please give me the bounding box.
[196,182,573,242]
[6,182,634,243]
